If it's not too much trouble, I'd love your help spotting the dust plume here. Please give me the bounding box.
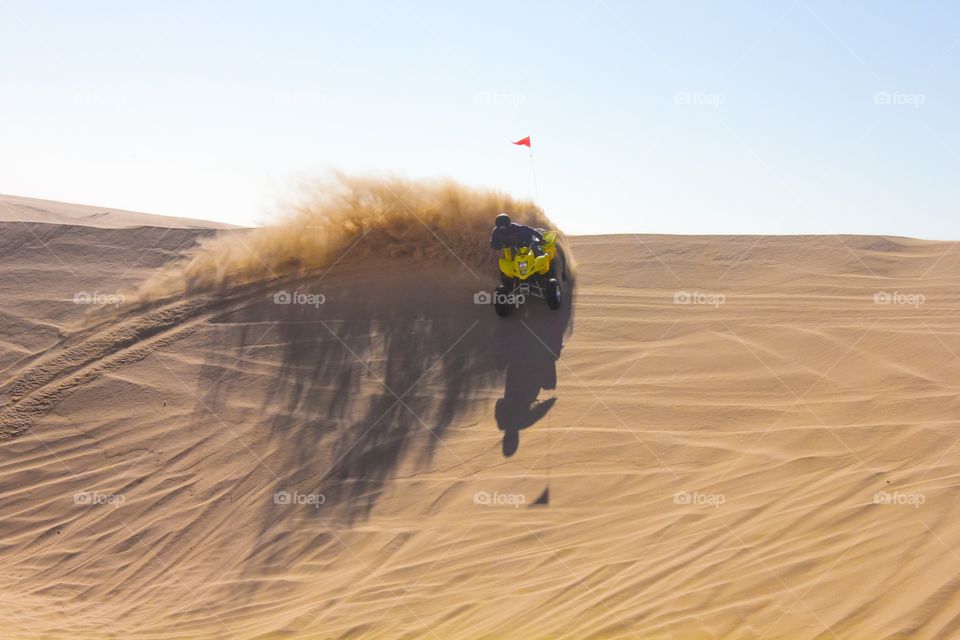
[139,174,574,298]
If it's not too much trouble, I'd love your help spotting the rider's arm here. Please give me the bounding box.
[490,228,504,249]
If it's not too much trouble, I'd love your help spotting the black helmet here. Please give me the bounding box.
[495,213,511,229]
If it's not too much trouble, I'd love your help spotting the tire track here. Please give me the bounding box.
[0,292,254,442]
[0,268,369,442]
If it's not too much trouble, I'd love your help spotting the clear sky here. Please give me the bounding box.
[1,1,958,237]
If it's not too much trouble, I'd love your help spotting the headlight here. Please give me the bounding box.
[519,261,527,275]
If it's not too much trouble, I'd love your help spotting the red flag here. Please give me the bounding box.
[512,136,531,147]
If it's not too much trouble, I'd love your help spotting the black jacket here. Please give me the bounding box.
[490,223,544,250]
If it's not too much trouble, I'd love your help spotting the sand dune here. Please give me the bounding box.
[0,194,235,229]
[2,198,960,639]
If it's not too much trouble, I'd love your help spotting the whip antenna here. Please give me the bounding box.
[513,135,551,506]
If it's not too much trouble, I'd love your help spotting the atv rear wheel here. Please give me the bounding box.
[545,278,561,310]
[549,247,569,282]
[494,284,511,317]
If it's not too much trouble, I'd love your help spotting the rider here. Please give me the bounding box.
[489,213,545,257]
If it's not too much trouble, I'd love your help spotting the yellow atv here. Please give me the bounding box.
[494,230,563,316]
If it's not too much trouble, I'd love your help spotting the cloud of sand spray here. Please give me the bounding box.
[139,174,575,298]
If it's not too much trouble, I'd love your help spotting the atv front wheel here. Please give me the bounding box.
[545,278,561,310]
[494,284,511,317]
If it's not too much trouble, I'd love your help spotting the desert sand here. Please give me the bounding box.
[2,194,960,640]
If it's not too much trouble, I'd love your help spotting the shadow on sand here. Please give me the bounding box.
[493,299,570,456]
[197,262,574,524]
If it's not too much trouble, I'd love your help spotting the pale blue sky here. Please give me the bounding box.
[1,1,958,236]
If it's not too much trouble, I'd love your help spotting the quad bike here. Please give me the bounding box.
[494,230,564,317]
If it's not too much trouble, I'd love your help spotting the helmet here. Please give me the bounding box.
[495,213,511,229]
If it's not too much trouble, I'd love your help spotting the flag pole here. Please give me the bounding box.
[512,134,551,504]
[512,136,539,205]
[528,148,541,206]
